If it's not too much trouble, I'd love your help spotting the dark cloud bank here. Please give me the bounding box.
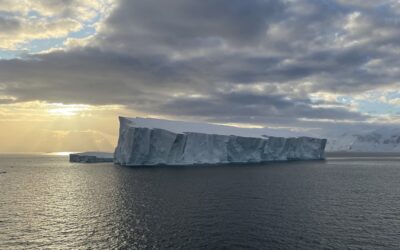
[2,0,400,133]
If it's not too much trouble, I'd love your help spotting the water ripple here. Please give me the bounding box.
[1,154,400,249]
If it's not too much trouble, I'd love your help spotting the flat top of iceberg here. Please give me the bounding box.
[123,117,305,138]
[71,152,113,158]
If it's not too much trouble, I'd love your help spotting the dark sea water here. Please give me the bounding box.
[1,154,400,249]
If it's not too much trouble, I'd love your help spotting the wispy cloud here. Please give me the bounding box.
[0,0,114,51]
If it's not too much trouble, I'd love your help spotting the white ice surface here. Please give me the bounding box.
[74,152,114,158]
[126,117,302,138]
[114,117,327,166]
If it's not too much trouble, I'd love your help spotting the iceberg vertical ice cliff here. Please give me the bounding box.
[114,117,327,166]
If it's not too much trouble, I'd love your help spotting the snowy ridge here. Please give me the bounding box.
[114,117,327,166]
[327,128,400,152]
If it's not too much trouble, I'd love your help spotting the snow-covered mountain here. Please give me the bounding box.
[326,128,400,152]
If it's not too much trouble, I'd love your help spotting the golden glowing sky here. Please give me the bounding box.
[0,102,140,153]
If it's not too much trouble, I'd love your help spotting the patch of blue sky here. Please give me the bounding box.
[336,96,353,104]
[27,10,41,18]
[69,25,96,39]
[385,91,400,100]
[28,38,66,53]
[356,99,400,115]
[1,24,97,59]
[336,93,400,115]
[0,50,23,59]
[0,38,67,59]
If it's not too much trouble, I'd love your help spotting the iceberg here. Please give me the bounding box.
[114,117,327,166]
[70,152,114,163]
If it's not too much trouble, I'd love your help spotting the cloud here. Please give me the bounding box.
[155,91,368,126]
[100,0,284,53]
[0,0,114,49]
[0,0,111,20]
[2,0,400,132]
[0,16,82,49]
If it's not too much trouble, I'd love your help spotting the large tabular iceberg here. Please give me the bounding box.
[114,117,327,166]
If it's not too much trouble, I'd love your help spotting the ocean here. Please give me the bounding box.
[1,154,400,249]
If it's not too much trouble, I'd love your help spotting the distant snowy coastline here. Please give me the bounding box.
[326,128,400,152]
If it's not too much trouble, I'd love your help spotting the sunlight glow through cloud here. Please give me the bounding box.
[47,104,90,116]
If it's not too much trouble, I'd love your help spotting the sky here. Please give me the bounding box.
[1,0,400,153]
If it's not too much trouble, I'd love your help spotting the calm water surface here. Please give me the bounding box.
[1,154,400,249]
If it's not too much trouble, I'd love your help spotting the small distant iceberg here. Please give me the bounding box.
[114,117,327,166]
[69,152,113,163]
